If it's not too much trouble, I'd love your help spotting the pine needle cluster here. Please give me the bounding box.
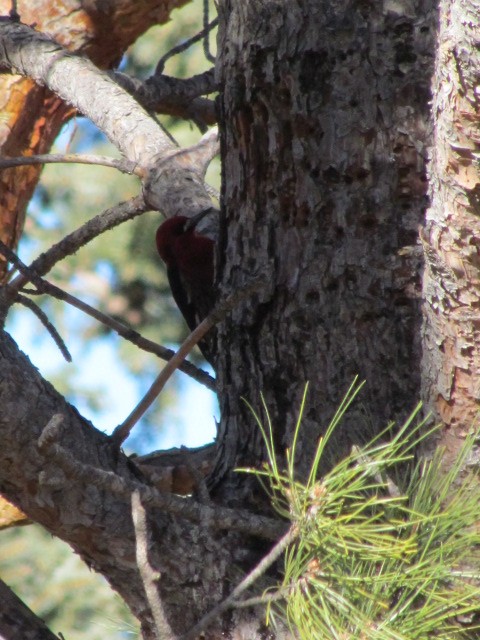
[243,381,480,639]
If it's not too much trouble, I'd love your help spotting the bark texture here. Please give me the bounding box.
[0,579,59,640]
[421,0,480,468]
[3,0,471,639]
[213,0,436,493]
[0,0,187,281]
[0,326,288,639]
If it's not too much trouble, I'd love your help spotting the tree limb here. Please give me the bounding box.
[0,578,60,640]
[132,491,178,640]
[0,153,140,175]
[0,20,172,167]
[112,276,266,446]
[0,240,215,389]
[25,279,215,390]
[37,419,286,541]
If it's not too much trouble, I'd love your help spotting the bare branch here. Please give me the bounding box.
[132,491,178,640]
[181,526,298,640]
[0,239,215,389]
[0,20,216,223]
[0,241,71,362]
[202,0,216,63]
[9,195,147,292]
[155,22,218,75]
[0,154,141,175]
[163,127,219,179]
[0,20,172,167]
[0,578,61,640]
[24,279,215,390]
[112,276,265,447]
[36,426,287,541]
[112,69,217,130]
[15,294,72,362]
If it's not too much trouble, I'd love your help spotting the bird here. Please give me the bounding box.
[156,208,216,364]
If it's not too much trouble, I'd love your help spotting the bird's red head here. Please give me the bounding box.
[155,216,189,266]
[156,213,214,286]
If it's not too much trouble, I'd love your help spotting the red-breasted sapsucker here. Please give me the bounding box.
[156,208,216,364]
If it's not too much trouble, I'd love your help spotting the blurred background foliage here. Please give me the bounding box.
[0,525,139,639]
[6,0,219,443]
[0,0,218,637]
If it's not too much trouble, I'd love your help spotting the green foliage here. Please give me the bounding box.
[244,382,480,639]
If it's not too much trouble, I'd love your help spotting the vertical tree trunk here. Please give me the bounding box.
[214,0,436,494]
[421,0,480,467]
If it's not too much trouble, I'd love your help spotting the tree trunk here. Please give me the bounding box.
[5,0,480,638]
[214,0,436,495]
[421,0,480,468]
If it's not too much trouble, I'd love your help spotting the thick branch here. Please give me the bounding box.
[0,20,171,167]
[0,579,60,640]
[112,69,217,128]
[39,429,285,541]
[0,19,216,219]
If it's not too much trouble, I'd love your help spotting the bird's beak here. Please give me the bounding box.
[184,207,216,231]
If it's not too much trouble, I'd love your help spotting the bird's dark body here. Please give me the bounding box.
[156,213,216,364]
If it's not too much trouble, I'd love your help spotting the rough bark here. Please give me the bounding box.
[0,326,287,639]
[6,0,479,639]
[421,0,480,468]
[214,0,436,494]
[0,579,59,640]
[0,0,188,280]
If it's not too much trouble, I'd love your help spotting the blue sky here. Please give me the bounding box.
[7,306,218,454]
[5,116,219,456]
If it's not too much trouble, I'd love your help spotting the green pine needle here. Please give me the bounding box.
[241,380,480,639]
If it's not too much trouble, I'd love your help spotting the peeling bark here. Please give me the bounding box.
[0,0,188,280]
[3,0,478,638]
[422,0,480,466]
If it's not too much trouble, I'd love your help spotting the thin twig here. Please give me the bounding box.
[16,294,72,362]
[155,18,218,75]
[181,526,298,640]
[203,0,216,63]
[0,244,72,362]
[22,280,215,390]
[112,276,266,447]
[0,240,214,389]
[9,195,147,292]
[112,314,217,446]
[132,491,178,640]
[0,154,141,176]
[36,425,286,541]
